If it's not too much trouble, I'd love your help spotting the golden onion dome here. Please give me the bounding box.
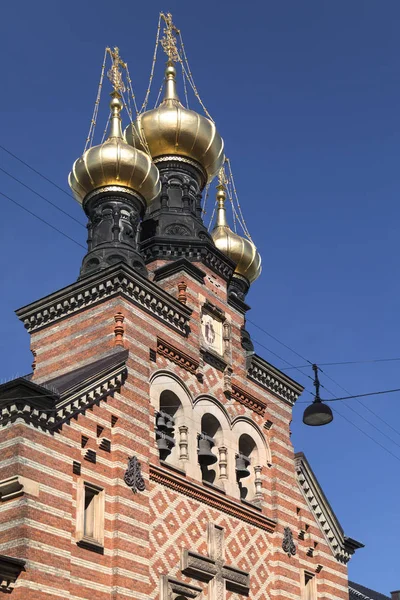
[124,63,225,183]
[69,92,161,205]
[211,186,262,284]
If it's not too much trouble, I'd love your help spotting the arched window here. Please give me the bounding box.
[236,433,259,501]
[198,413,222,484]
[155,390,183,464]
[150,372,193,471]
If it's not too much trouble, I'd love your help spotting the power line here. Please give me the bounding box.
[0,191,86,250]
[247,318,400,459]
[281,357,400,370]
[247,318,313,366]
[0,166,86,228]
[3,145,400,462]
[319,367,400,439]
[332,406,400,463]
[0,144,77,202]
[251,337,314,388]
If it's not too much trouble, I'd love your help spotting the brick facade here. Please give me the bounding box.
[0,256,360,599]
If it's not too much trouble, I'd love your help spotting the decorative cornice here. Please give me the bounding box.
[83,184,145,209]
[160,576,202,600]
[295,452,364,564]
[0,475,40,502]
[228,294,251,314]
[200,348,227,373]
[153,258,206,285]
[0,355,128,432]
[154,155,207,183]
[231,384,267,416]
[0,554,26,593]
[202,299,225,321]
[157,338,199,374]
[15,263,192,336]
[141,239,234,282]
[54,364,127,429]
[150,464,276,533]
[247,355,304,406]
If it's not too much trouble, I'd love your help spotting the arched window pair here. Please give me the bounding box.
[150,372,270,504]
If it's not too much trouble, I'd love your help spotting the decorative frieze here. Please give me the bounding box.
[247,355,304,406]
[150,463,276,533]
[231,384,267,416]
[295,452,364,563]
[16,263,192,336]
[157,338,199,374]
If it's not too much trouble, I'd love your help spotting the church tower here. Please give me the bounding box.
[0,14,362,599]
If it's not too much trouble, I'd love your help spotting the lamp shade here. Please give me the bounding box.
[303,400,333,426]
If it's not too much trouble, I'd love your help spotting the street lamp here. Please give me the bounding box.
[303,364,334,426]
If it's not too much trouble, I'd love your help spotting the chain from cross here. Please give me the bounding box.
[160,12,180,63]
[106,46,126,93]
[181,523,250,600]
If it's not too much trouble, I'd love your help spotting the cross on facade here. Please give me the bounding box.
[181,523,250,600]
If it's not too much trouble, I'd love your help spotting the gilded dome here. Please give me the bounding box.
[211,186,262,284]
[124,63,225,183]
[69,92,161,205]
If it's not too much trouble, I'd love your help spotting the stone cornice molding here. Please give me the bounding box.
[295,452,364,564]
[0,358,127,432]
[160,576,202,600]
[0,475,40,502]
[141,238,235,282]
[54,363,127,429]
[0,554,26,593]
[15,263,192,336]
[153,258,206,285]
[247,355,304,406]
[150,463,276,533]
[157,338,199,374]
[231,384,267,416]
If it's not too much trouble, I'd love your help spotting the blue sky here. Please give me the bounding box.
[1,0,399,591]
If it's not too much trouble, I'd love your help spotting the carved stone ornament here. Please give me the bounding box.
[282,526,296,557]
[124,456,145,493]
[160,575,202,600]
[181,523,250,600]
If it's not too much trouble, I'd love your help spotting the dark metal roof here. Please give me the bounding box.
[349,581,391,600]
[43,348,129,395]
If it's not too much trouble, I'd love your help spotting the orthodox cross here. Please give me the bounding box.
[181,523,250,600]
[106,46,126,93]
[160,12,180,63]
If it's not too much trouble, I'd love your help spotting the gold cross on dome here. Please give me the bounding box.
[160,12,180,63]
[106,46,126,93]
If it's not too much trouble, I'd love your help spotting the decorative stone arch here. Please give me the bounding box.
[231,416,271,504]
[193,395,235,493]
[231,416,271,466]
[150,370,193,470]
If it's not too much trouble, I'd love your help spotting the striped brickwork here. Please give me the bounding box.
[0,261,351,599]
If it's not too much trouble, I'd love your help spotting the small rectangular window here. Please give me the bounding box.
[302,571,316,600]
[76,481,105,550]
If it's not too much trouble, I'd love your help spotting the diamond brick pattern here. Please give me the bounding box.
[149,483,273,600]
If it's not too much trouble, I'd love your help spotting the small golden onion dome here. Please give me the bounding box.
[124,63,225,183]
[69,92,161,205]
[211,186,262,284]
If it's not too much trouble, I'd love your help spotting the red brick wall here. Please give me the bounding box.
[0,264,350,599]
